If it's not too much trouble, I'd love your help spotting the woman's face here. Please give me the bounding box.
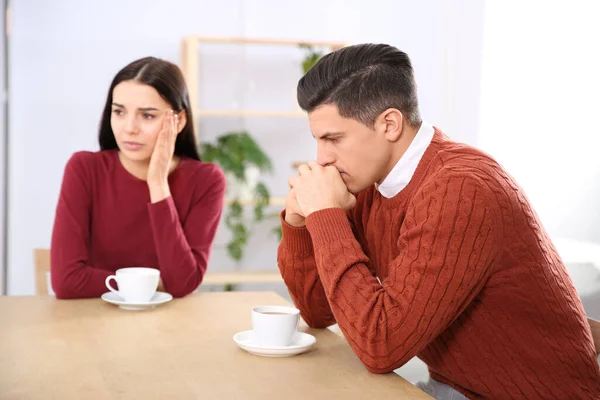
[110,80,176,162]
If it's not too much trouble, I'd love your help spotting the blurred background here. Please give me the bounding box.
[1,0,600,322]
[2,0,600,384]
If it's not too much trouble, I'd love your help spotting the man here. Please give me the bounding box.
[277,43,600,399]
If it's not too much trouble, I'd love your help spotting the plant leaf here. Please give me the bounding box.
[272,226,283,241]
[199,131,277,262]
[229,200,243,219]
[227,242,243,261]
[254,205,264,221]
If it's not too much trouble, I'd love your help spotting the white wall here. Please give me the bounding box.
[0,0,7,294]
[8,0,485,294]
[479,0,600,243]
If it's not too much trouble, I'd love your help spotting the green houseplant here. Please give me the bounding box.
[200,131,273,261]
[299,44,324,74]
[200,47,324,258]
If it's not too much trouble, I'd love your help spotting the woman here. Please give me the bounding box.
[50,57,226,299]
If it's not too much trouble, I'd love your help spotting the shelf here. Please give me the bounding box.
[185,36,347,50]
[291,161,310,169]
[195,109,306,118]
[224,197,286,206]
[180,35,347,139]
[203,270,283,285]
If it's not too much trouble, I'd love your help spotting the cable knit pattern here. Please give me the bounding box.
[277,129,600,399]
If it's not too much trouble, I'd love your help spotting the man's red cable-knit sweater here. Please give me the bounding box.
[277,130,600,399]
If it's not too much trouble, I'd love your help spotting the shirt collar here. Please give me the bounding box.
[376,121,435,198]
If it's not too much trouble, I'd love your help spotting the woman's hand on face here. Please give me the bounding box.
[147,109,178,203]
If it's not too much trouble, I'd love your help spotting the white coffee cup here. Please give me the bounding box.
[252,305,300,347]
[105,267,160,303]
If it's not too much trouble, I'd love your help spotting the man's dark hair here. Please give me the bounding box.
[297,43,421,128]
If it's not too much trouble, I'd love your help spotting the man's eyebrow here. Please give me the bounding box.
[313,131,344,139]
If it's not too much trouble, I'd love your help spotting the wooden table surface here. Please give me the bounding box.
[0,291,431,399]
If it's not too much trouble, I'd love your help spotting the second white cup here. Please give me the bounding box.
[252,305,300,347]
[105,267,160,303]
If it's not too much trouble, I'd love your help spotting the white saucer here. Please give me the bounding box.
[233,330,316,357]
[101,291,173,311]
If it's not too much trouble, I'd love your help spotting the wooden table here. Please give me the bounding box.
[0,292,431,399]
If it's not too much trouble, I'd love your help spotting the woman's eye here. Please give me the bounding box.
[112,109,124,116]
[143,113,155,120]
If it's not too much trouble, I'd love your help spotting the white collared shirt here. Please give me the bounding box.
[376,122,435,198]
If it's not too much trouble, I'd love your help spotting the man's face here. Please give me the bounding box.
[308,104,394,194]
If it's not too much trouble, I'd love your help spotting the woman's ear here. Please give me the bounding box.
[175,110,187,134]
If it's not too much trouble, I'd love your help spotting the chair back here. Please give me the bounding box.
[33,248,51,295]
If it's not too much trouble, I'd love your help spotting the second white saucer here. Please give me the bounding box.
[233,330,317,357]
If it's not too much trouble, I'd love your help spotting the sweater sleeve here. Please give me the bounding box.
[147,164,225,297]
[305,173,499,373]
[51,152,113,299]
[276,210,336,328]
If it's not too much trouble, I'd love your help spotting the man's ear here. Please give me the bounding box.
[376,108,403,142]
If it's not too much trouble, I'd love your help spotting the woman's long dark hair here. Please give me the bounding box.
[98,57,201,161]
